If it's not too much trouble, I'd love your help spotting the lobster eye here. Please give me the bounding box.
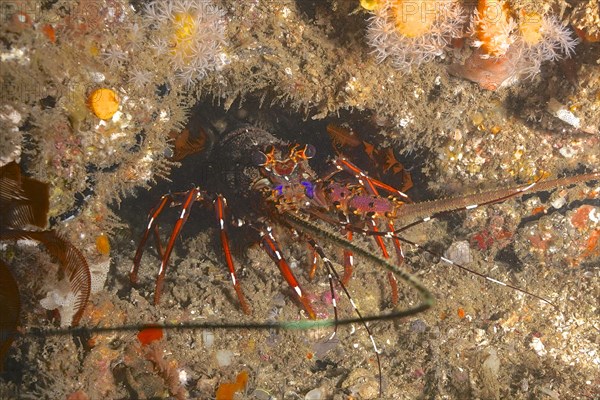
[303,144,316,159]
[252,150,268,166]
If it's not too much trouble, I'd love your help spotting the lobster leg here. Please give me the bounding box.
[334,156,409,266]
[260,226,316,320]
[153,188,202,304]
[333,157,406,303]
[152,224,165,261]
[385,220,402,305]
[307,243,319,280]
[366,210,401,305]
[342,225,354,285]
[131,189,204,304]
[131,193,176,284]
[214,195,251,315]
[334,157,413,202]
[133,191,251,313]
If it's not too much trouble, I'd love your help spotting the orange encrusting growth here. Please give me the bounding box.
[216,371,249,400]
[570,205,595,230]
[581,229,600,259]
[87,88,119,120]
[569,206,600,262]
[137,325,164,346]
[531,206,546,216]
[475,0,513,57]
[95,233,110,256]
[41,24,56,43]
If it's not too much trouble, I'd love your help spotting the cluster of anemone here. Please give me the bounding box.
[465,0,578,82]
[365,0,578,84]
[511,12,579,77]
[143,0,227,86]
[365,0,465,71]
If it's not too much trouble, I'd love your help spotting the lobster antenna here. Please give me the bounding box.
[21,211,434,340]
[306,236,384,398]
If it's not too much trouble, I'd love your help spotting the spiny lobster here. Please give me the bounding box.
[130,123,599,397]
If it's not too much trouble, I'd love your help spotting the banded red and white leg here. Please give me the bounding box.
[259,225,317,319]
[329,157,412,303]
[131,189,250,314]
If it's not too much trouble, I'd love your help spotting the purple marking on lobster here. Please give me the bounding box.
[348,194,394,214]
[321,182,395,215]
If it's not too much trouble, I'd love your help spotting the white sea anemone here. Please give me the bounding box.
[144,0,227,86]
[366,0,465,71]
[128,67,154,88]
[101,44,128,68]
[514,13,579,77]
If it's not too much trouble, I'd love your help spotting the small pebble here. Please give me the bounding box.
[530,337,547,357]
[520,378,529,392]
[202,330,214,349]
[252,389,274,400]
[88,71,106,83]
[482,348,500,377]
[445,240,472,265]
[551,196,567,209]
[215,349,233,367]
[547,98,581,129]
[410,319,427,334]
[304,387,324,400]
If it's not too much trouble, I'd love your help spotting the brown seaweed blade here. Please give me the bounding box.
[0,230,91,326]
[1,162,89,326]
[0,259,20,373]
[0,162,49,229]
